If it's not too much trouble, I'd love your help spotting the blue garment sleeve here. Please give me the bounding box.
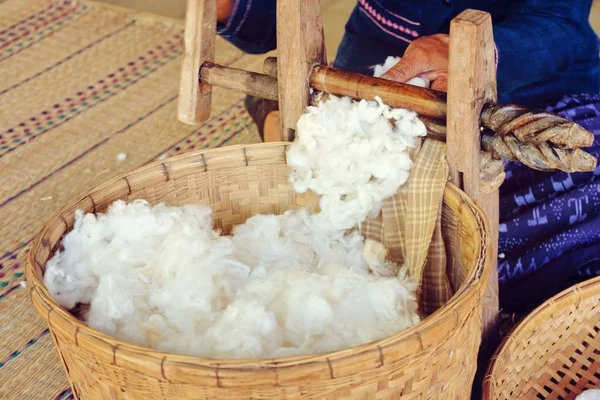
[217,0,277,54]
[493,0,599,97]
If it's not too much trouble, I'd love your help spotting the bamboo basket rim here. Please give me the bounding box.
[27,142,491,371]
[482,274,600,397]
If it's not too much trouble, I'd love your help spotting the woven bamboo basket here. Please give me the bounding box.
[27,142,491,399]
[483,276,600,400]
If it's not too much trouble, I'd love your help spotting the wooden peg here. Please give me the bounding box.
[177,0,216,125]
[200,63,279,100]
[276,0,327,141]
[447,10,501,349]
[263,57,278,78]
[263,111,281,142]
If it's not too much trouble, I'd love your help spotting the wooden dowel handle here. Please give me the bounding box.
[263,57,278,78]
[266,58,447,120]
[200,62,279,101]
[311,65,448,120]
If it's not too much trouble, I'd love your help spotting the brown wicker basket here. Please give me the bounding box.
[483,276,600,400]
[27,143,491,399]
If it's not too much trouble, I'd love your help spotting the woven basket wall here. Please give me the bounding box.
[483,276,600,400]
[27,143,491,399]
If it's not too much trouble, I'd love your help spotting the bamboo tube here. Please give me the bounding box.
[310,64,448,120]
[264,57,448,119]
[267,57,447,119]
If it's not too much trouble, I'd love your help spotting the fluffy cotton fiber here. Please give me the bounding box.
[45,202,419,358]
[577,389,600,400]
[44,93,425,359]
[287,95,426,230]
[373,56,430,88]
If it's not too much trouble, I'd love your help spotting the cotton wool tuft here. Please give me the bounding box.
[373,56,431,88]
[287,95,426,229]
[44,91,426,359]
[44,202,420,358]
[577,389,600,400]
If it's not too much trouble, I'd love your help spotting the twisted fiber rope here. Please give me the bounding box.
[480,104,597,172]
[481,104,594,148]
[481,131,597,172]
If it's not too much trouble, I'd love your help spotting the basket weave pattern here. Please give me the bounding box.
[484,276,600,400]
[27,143,490,399]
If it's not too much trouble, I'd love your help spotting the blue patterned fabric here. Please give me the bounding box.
[498,94,600,311]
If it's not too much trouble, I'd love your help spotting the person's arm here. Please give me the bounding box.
[381,0,597,95]
[493,0,597,95]
[216,0,277,54]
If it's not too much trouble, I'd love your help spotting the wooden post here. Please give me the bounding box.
[276,0,327,141]
[177,0,216,125]
[447,10,501,351]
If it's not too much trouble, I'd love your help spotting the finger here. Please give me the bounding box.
[430,75,448,92]
[380,54,425,83]
[419,70,447,91]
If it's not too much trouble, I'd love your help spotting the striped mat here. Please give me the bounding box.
[0,1,265,398]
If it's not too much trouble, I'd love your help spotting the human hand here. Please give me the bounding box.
[381,34,449,92]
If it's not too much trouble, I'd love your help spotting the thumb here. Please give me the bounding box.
[430,74,447,92]
[380,54,423,83]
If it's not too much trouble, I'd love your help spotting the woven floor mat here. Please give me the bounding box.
[0,1,264,398]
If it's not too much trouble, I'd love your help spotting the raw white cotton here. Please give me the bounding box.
[45,92,426,359]
[373,56,431,88]
[19,281,27,288]
[286,95,427,230]
[44,200,420,359]
[116,153,127,162]
[373,56,401,78]
[577,390,600,400]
